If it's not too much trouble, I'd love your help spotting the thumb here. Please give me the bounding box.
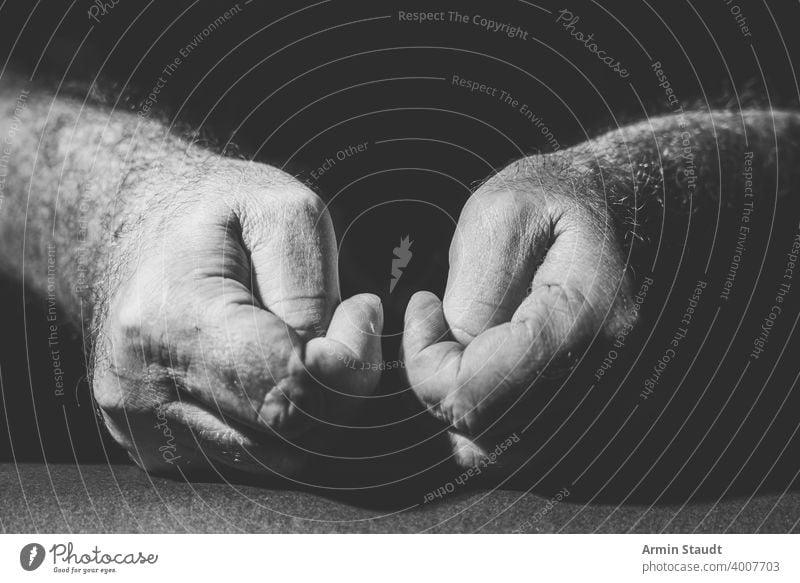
[305,293,384,422]
[323,293,383,370]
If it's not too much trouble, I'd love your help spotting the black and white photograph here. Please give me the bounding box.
[0,0,799,578]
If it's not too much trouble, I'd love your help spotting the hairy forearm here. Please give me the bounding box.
[509,109,800,275]
[0,80,231,329]
[588,110,799,247]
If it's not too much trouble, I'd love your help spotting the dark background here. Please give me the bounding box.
[1,0,799,507]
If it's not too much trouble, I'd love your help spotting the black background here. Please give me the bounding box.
[1,0,800,506]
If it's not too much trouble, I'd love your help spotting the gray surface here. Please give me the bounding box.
[1,464,798,533]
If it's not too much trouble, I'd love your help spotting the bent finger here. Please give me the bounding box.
[236,180,340,340]
[304,293,385,424]
[405,209,633,436]
[443,186,551,345]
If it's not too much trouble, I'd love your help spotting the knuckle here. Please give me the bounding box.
[234,172,331,238]
[278,184,328,222]
[452,188,545,269]
[256,371,317,435]
[464,187,532,224]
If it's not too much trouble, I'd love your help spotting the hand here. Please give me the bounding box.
[402,155,636,468]
[92,161,383,478]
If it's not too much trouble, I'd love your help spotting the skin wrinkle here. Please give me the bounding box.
[0,81,386,477]
[403,108,800,462]
[105,171,325,438]
[4,73,800,475]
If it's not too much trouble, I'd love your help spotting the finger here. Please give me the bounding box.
[305,293,385,419]
[317,293,383,366]
[402,291,463,418]
[104,275,321,440]
[403,291,452,358]
[405,296,537,434]
[164,298,310,435]
[177,293,383,438]
[443,188,551,345]
[237,179,340,339]
[126,183,339,437]
[106,179,368,440]
[513,206,632,334]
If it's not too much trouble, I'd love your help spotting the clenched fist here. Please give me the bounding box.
[403,155,637,467]
[92,160,383,478]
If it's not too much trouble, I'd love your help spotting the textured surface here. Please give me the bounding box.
[1,464,798,533]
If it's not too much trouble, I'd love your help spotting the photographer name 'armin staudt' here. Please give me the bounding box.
[642,544,723,556]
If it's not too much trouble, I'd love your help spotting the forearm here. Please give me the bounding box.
[502,109,800,277]
[0,80,232,328]
[591,109,797,240]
